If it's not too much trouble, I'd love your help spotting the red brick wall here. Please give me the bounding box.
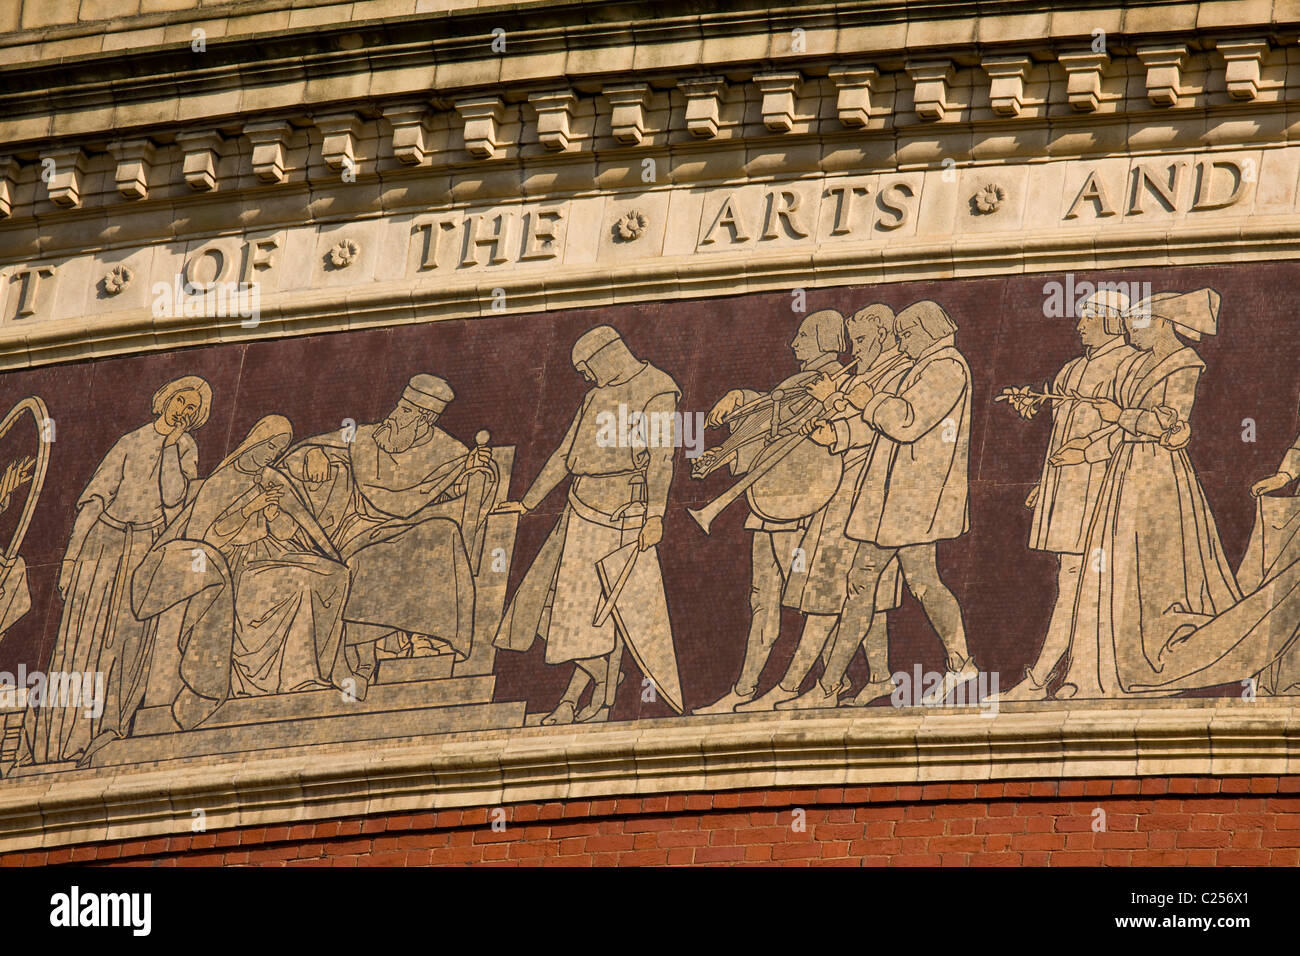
[5,776,1300,867]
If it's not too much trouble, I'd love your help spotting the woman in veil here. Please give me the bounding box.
[132,416,351,729]
[1048,289,1242,697]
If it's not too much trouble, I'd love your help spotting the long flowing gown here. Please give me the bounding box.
[187,469,350,696]
[135,460,351,711]
[19,424,197,765]
[1062,347,1242,697]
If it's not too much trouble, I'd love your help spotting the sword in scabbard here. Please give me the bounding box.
[593,546,639,628]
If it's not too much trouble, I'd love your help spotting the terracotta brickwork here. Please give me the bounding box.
[7,777,1299,867]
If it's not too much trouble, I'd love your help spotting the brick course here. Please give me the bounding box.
[6,776,1300,867]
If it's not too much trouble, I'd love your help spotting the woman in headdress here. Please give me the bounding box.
[19,375,211,767]
[133,416,351,727]
[1048,289,1242,697]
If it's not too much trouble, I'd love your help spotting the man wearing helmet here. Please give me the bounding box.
[493,326,681,724]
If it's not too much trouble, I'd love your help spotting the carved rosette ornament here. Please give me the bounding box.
[103,264,134,295]
[971,183,1006,215]
[615,210,648,241]
[328,238,361,268]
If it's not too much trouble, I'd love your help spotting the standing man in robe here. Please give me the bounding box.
[282,374,492,685]
[493,326,680,724]
[19,375,210,767]
[693,309,848,714]
[789,300,977,708]
[738,303,913,710]
[991,289,1135,701]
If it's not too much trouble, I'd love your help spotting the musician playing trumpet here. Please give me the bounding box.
[790,301,979,709]
[694,309,850,715]
[737,304,913,711]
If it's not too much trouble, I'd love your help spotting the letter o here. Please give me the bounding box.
[183,246,229,292]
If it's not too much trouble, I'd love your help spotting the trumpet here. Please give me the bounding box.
[686,428,810,534]
[691,358,860,482]
[688,361,861,533]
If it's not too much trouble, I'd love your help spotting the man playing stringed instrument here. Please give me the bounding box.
[693,309,850,715]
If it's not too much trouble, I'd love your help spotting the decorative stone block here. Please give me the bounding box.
[1058,51,1108,112]
[382,102,435,166]
[314,111,362,172]
[41,146,84,208]
[679,77,726,139]
[455,96,505,159]
[174,130,223,191]
[827,64,877,127]
[982,55,1032,117]
[752,72,802,132]
[1216,38,1269,101]
[906,60,954,121]
[243,120,293,184]
[603,83,651,145]
[0,156,17,218]
[528,90,577,151]
[1136,44,1188,107]
[109,138,155,200]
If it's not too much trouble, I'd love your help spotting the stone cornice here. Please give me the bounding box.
[3,1,1299,152]
[0,701,1293,853]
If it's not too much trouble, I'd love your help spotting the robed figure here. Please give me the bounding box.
[737,304,913,711]
[1051,290,1246,697]
[18,376,210,767]
[991,290,1137,702]
[131,417,351,729]
[280,375,491,680]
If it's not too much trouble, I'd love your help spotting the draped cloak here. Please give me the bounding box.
[21,423,197,763]
[493,362,679,665]
[130,457,346,729]
[279,423,475,657]
[1059,347,1269,697]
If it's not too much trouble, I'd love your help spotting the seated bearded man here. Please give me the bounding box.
[280,374,493,685]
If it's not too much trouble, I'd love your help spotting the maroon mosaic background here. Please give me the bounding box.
[1,262,1296,720]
